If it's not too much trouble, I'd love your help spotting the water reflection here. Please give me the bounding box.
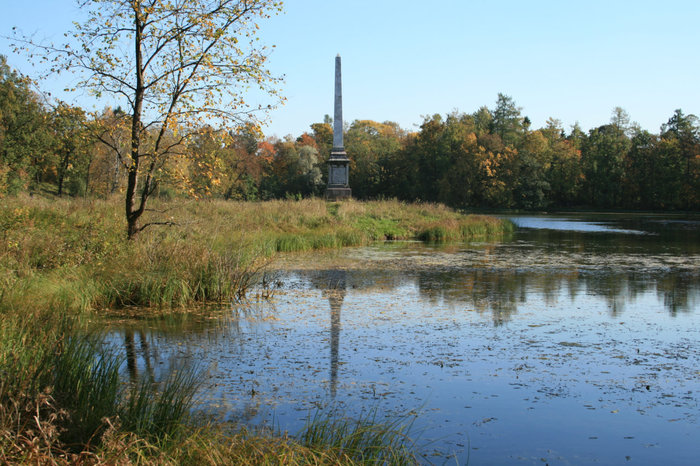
[106,305,255,385]
[124,329,137,380]
[283,266,699,327]
[313,270,347,398]
[123,329,155,382]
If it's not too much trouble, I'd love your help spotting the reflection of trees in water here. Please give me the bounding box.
[584,272,630,318]
[123,329,155,383]
[415,270,520,326]
[411,268,699,323]
[657,273,699,317]
[581,270,699,317]
[111,303,270,395]
[295,266,699,327]
[111,305,268,423]
[521,226,700,256]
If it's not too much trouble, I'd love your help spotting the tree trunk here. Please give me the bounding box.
[125,166,140,239]
[125,4,146,240]
[57,153,69,196]
[84,155,93,197]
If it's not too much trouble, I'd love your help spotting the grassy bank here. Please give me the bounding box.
[1,196,512,314]
[1,195,509,463]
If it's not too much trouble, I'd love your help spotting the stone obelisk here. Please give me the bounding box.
[325,54,351,200]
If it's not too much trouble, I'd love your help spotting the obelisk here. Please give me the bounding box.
[325,54,351,200]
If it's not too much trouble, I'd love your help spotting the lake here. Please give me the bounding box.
[106,213,700,464]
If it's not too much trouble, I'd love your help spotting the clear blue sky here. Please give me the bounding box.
[2,0,699,138]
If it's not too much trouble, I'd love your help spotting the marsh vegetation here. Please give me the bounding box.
[0,196,511,463]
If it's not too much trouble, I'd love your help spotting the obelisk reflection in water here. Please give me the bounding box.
[319,270,346,398]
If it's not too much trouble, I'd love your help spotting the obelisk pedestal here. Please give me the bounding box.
[325,54,351,201]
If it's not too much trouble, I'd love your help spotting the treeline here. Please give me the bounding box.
[2,56,698,210]
[345,99,699,211]
[350,98,700,211]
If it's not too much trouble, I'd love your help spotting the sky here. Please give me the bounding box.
[2,0,699,139]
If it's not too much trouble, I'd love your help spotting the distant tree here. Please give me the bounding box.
[478,146,517,208]
[344,119,403,198]
[88,107,131,196]
[542,122,582,207]
[660,109,699,142]
[264,136,326,198]
[610,106,643,138]
[14,0,283,238]
[622,130,686,209]
[660,109,700,209]
[472,106,493,136]
[186,127,228,198]
[310,122,333,152]
[49,103,91,196]
[296,133,317,150]
[383,132,420,201]
[610,107,631,132]
[490,93,524,146]
[434,112,477,205]
[435,118,481,207]
[223,123,268,200]
[267,137,298,196]
[308,121,333,185]
[413,114,450,201]
[581,124,631,207]
[297,145,323,194]
[0,55,51,194]
[567,122,586,150]
[514,130,550,209]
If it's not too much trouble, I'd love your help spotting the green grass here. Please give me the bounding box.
[120,367,200,445]
[299,407,418,464]
[0,314,200,462]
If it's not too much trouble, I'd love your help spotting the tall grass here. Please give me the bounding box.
[0,313,201,462]
[49,334,122,447]
[298,407,418,465]
[120,368,200,445]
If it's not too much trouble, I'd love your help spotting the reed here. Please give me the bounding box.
[119,368,200,445]
[299,407,418,465]
[0,314,201,461]
[48,333,122,447]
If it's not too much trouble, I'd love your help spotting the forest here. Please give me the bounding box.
[2,55,699,211]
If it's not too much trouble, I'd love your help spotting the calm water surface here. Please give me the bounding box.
[106,214,700,465]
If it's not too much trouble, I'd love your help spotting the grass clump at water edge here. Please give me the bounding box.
[0,314,201,464]
[298,407,419,465]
